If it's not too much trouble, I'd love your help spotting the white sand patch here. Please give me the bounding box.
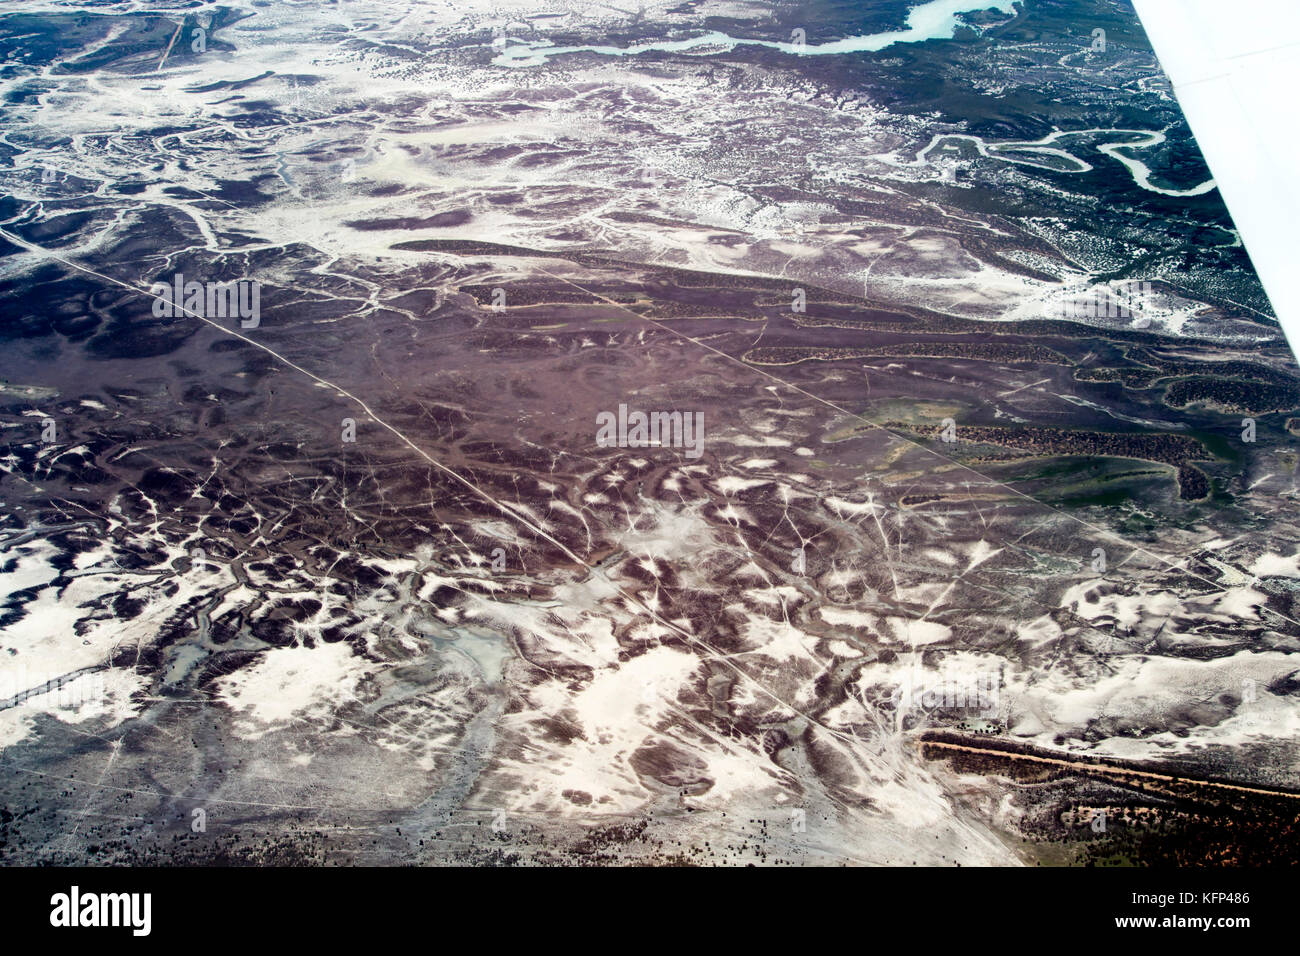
[824,495,881,518]
[1061,579,1179,630]
[922,548,958,567]
[0,667,147,749]
[715,475,771,494]
[1213,587,1266,619]
[0,538,62,594]
[893,583,952,606]
[506,645,707,810]
[0,538,176,678]
[737,616,819,664]
[1250,550,1300,577]
[1004,649,1300,755]
[1014,614,1063,646]
[214,641,375,740]
[819,606,879,630]
[867,614,952,646]
[721,432,791,447]
[1062,578,1267,635]
[714,502,755,526]
[964,539,1001,571]
[743,585,803,607]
